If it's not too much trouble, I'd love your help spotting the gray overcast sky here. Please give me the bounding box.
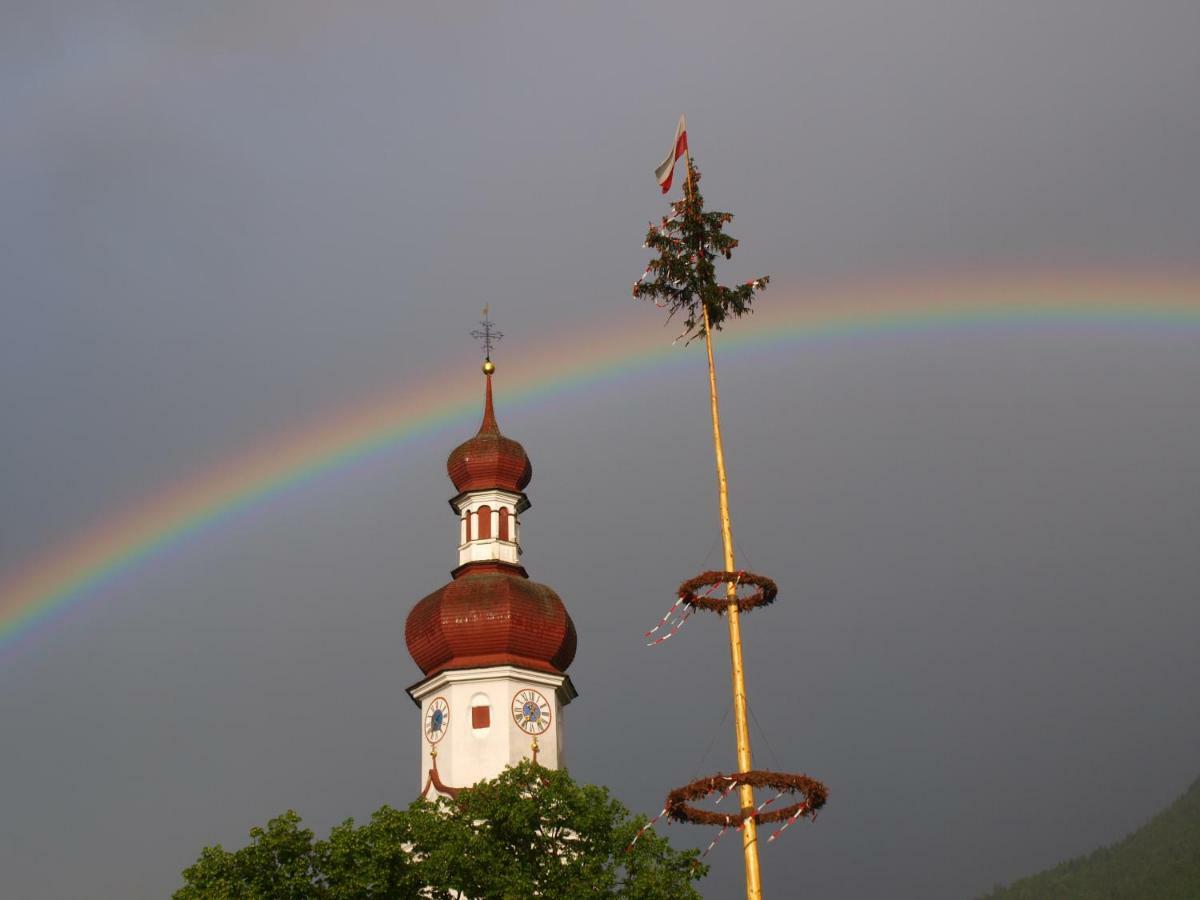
[2,3,1199,898]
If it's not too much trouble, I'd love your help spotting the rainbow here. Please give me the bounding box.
[2,273,1198,651]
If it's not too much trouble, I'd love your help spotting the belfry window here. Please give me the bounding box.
[476,505,492,540]
[498,507,510,541]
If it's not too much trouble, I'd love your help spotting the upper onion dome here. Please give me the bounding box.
[405,564,577,677]
[447,370,532,494]
[407,361,575,679]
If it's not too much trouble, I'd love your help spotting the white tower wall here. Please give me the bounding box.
[410,666,576,795]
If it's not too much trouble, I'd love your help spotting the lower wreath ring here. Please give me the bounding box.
[666,770,828,828]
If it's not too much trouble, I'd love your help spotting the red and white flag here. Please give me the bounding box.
[654,114,688,194]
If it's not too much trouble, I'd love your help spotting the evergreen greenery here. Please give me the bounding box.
[980,776,1200,899]
[633,160,768,342]
[175,761,705,899]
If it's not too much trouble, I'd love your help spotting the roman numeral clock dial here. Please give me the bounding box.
[511,689,551,735]
[424,697,449,744]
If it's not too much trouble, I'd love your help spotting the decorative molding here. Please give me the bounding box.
[449,488,529,515]
[408,664,577,707]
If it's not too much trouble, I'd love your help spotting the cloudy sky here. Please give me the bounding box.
[2,3,1198,898]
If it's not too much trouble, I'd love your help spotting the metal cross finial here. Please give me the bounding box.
[471,304,503,361]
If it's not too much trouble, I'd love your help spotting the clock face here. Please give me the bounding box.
[425,697,449,744]
[511,688,552,735]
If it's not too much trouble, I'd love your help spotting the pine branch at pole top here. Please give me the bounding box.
[633,120,827,900]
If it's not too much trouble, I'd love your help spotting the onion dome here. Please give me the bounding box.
[406,563,577,678]
[406,362,575,679]
[447,371,531,494]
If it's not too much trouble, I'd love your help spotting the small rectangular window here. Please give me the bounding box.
[472,706,491,729]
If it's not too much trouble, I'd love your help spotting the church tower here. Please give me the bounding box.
[405,360,577,797]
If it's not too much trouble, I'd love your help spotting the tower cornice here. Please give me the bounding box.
[448,487,530,516]
[407,664,578,708]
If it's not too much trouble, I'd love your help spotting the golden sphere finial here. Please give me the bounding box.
[482,359,496,375]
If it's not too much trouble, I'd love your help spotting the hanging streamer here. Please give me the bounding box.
[734,790,785,831]
[712,781,738,805]
[767,802,813,843]
[700,795,782,857]
[700,826,728,857]
[645,210,682,236]
[644,598,692,646]
[644,580,724,646]
[625,806,669,854]
[754,790,784,816]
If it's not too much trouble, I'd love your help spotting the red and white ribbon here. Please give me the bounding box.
[735,789,784,830]
[755,791,784,816]
[625,807,669,854]
[644,599,693,646]
[766,802,811,843]
[700,826,729,857]
[701,792,780,858]
[713,781,738,805]
[643,579,724,646]
[643,211,683,245]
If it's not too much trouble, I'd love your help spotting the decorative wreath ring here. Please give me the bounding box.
[666,770,828,828]
[678,571,778,614]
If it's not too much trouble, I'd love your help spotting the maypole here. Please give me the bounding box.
[632,116,828,900]
[687,145,764,897]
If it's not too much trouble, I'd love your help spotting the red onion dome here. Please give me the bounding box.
[447,372,532,494]
[405,564,577,677]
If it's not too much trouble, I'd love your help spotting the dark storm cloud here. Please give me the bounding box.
[2,3,1198,898]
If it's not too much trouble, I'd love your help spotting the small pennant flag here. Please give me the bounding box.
[654,114,688,194]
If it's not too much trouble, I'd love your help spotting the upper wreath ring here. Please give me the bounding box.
[678,570,778,614]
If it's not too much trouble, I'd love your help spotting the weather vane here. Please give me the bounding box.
[470,305,503,368]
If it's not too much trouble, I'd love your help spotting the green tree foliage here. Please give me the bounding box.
[979,776,1200,899]
[632,160,768,342]
[175,761,705,899]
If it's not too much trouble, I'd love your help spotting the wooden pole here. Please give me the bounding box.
[684,147,764,900]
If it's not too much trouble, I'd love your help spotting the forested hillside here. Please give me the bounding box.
[980,777,1200,899]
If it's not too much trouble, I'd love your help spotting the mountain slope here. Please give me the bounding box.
[980,776,1200,899]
